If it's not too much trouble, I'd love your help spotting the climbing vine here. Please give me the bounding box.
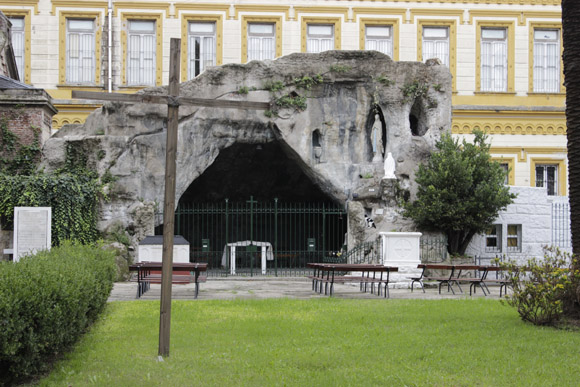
[0,140,104,246]
[0,114,42,175]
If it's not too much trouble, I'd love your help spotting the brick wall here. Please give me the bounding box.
[0,106,43,144]
[0,89,57,147]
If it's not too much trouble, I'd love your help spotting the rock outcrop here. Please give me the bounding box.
[42,50,452,246]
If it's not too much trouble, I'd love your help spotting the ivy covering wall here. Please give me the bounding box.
[0,114,103,245]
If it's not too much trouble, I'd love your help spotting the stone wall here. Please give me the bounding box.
[465,186,569,263]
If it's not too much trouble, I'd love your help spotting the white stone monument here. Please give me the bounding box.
[13,207,52,262]
[383,152,396,179]
[138,235,190,263]
[380,231,422,288]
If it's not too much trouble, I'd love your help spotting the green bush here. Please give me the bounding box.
[0,242,116,385]
[501,247,580,326]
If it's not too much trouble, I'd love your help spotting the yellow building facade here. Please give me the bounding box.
[1,0,565,196]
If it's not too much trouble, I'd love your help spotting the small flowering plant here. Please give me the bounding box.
[500,246,580,326]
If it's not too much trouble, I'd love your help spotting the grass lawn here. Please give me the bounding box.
[38,299,580,386]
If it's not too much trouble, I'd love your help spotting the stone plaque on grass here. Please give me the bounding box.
[13,207,51,262]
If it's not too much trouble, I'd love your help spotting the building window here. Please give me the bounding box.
[66,19,96,84]
[247,23,275,61]
[481,28,507,92]
[188,22,216,79]
[533,29,560,93]
[536,164,558,196]
[307,24,334,53]
[365,25,392,58]
[422,27,449,67]
[507,224,522,253]
[127,20,156,86]
[8,17,24,81]
[499,163,509,185]
[485,224,502,253]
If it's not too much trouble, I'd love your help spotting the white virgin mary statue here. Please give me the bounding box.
[371,114,383,163]
[384,152,396,179]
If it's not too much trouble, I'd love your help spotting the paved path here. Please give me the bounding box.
[108,277,504,301]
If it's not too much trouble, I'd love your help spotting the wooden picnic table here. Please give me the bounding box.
[307,263,399,298]
[129,261,208,299]
[413,263,508,296]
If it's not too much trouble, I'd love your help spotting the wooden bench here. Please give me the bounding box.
[307,263,399,298]
[416,263,508,297]
[417,264,464,295]
[129,262,208,298]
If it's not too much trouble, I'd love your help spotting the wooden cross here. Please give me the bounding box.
[72,38,270,357]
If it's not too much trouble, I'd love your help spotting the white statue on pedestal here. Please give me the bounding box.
[384,152,396,179]
[371,114,383,164]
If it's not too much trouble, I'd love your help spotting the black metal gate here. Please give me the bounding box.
[170,197,347,276]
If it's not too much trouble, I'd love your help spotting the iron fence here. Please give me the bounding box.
[420,235,448,263]
[346,238,381,264]
[552,201,570,248]
[156,197,347,276]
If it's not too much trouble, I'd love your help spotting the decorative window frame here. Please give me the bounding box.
[2,9,32,84]
[492,156,515,185]
[120,13,163,88]
[528,22,564,95]
[241,15,282,63]
[417,19,456,91]
[301,17,341,53]
[485,224,502,253]
[58,10,102,87]
[2,1,39,14]
[180,14,223,82]
[359,18,399,61]
[475,20,515,94]
[530,157,567,196]
[506,224,522,253]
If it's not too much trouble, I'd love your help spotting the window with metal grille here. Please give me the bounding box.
[533,29,560,93]
[506,224,522,253]
[188,22,216,79]
[247,23,275,61]
[66,19,95,84]
[485,224,502,253]
[423,27,449,67]
[536,164,558,196]
[306,24,334,53]
[481,28,507,92]
[127,20,156,86]
[499,163,509,185]
[8,17,24,81]
[365,25,392,58]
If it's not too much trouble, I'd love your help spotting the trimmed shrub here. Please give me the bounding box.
[501,247,580,326]
[0,242,116,385]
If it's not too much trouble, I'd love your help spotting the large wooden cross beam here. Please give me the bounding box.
[72,38,270,358]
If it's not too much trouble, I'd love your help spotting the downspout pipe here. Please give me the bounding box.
[108,0,113,92]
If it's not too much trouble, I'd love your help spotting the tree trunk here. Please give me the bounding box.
[458,230,477,257]
[563,0,580,315]
[446,230,475,257]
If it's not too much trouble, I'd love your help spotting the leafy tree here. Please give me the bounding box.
[403,130,516,256]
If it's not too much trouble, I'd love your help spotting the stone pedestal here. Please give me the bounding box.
[138,235,190,263]
[380,232,422,288]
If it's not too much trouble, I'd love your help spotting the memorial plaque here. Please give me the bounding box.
[13,207,51,261]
